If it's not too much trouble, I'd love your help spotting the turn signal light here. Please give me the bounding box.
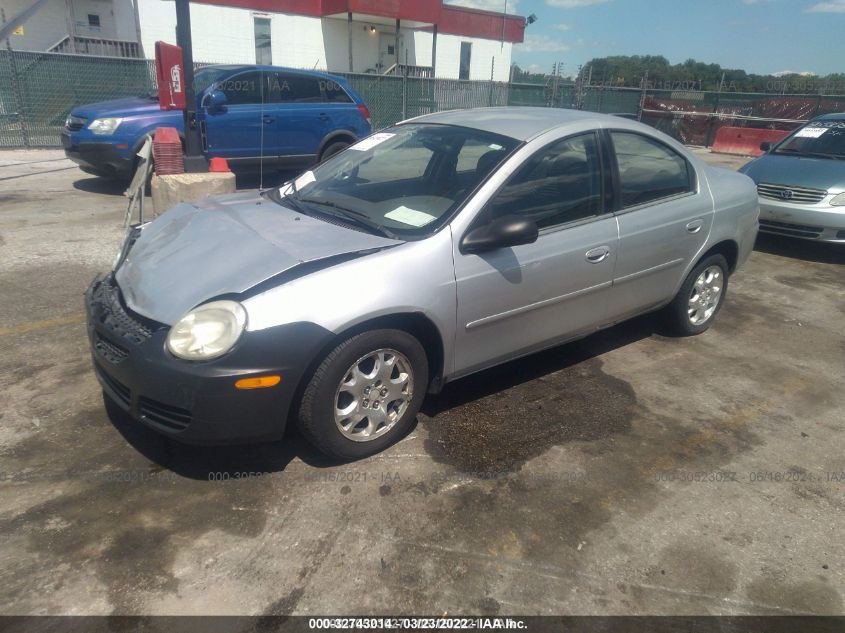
[235,375,281,390]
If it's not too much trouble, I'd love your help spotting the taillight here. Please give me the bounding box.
[357,104,371,125]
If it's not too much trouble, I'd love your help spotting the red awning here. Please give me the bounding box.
[192,0,525,43]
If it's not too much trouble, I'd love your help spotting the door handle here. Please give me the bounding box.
[585,246,610,263]
[262,116,275,124]
[686,219,704,234]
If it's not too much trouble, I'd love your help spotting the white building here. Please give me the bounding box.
[3,0,525,81]
[140,0,524,81]
[2,0,142,56]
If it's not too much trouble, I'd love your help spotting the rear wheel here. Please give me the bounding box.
[297,329,428,460]
[665,254,729,336]
[319,140,351,163]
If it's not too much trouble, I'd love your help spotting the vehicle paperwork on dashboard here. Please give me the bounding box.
[350,133,395,151]
[385,206,437,227]
[795,127,828,139]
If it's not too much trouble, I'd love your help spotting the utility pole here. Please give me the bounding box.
[174,0,206,171]
[64,0,76,53]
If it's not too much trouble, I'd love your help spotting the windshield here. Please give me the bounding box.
[275,124,520,239]
[774,120,845,159]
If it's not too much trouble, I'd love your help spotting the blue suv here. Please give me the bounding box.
[62,65,372,180]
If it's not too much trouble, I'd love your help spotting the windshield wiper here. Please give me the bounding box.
[776,148,845,160]
[265,180,314,216]
[801,152,845,160]
[296,197,399,239]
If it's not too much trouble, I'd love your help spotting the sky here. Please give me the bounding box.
[445,0,845,77]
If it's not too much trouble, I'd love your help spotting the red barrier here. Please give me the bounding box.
[152,127,184,175]
[711,126,791,157]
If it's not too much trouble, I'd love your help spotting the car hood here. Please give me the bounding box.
[115,192,400,325]
[71,96,163,119]
[740,153,845,192]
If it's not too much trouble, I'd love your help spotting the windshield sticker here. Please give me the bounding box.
[385,206,437,227]
[349,133,395,152]
[795,127,828,139]
[279,170,315,196]
[488,143,503,150]
[293,170,315,190]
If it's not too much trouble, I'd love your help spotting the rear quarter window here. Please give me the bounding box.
[322,79,353,103]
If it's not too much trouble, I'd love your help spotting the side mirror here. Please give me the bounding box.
[207,90,227,112]
[461,215,539,254]
[760,141,773,153]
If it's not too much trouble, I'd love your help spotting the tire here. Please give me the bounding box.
[297,329,428,460]
[665,254,729,336]
[319,140,351,163]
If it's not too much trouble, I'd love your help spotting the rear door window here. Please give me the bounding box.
[611,131,693,208]
[270,73,323,103]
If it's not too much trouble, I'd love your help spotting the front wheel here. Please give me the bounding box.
[297,329,428,460]
[665,254,729,336]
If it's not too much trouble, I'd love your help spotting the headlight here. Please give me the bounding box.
[830,192,845,206]
[166,301,247,361]
[87,117,123,135]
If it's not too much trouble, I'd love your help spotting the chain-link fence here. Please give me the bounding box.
[1,48,844,149]
[0,50,156,147]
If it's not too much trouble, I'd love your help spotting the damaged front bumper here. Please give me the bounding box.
[85,275,333,444]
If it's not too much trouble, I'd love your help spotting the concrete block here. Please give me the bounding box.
[151,172,236,216]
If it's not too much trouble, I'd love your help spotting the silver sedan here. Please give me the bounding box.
[740,114,845,243]
[86,107,759,459]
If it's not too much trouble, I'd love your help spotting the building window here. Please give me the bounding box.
[87,14,100,27]
[254,17,272,65]
[459,42,472,80]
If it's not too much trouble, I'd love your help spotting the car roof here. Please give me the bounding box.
[407,107,629,141]
[200,64,347,83]
[814,112,845,122]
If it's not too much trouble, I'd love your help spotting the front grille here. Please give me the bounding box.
[90,279,158,346]
[139,397,192,431]
[94,331,129,364]
[66,115,87,131]
[759,219,824,239]
[94,363,131,408]
[758,183,828,204]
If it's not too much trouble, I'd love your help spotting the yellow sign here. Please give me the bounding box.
[13,25,24,35]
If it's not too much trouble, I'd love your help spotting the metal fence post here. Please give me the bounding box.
[488,57,494,106]
[703,72,726,147]
[8,49,29,148]
[401,66,407,120]
[812,93,823,118]
[637,71,648,121]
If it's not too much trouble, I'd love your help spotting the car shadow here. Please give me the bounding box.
[104,395,337,480]
[754,233,845,265]
[105,311,669,478]
[72,176,127,196]
[423,310,669,417]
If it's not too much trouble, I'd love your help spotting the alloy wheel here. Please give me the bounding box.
[333,348,414,442]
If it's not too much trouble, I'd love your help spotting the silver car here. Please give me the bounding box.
[740,113,845,243]
[85,107,758,459]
